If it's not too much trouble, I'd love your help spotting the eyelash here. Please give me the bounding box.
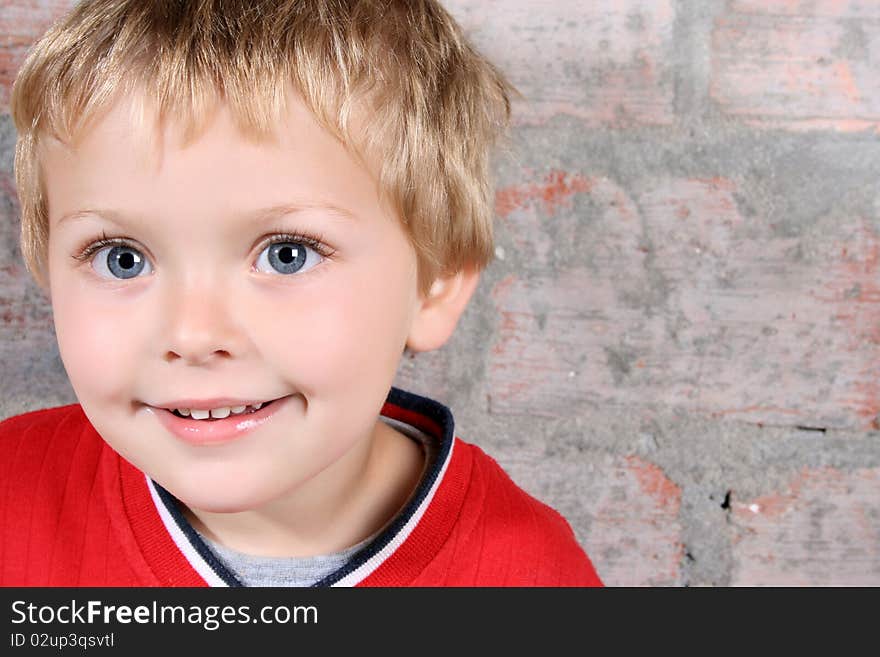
[71,230,337,269]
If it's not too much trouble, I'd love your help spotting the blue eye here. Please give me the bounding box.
[93,245,153,280]
[255,241,322,275]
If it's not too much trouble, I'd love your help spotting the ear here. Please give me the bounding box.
[406,265,480,353]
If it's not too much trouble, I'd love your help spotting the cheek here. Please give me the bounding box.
[260,255,417,392]
[49,274,144,404]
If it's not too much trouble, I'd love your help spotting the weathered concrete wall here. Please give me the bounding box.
[2,1,879,586]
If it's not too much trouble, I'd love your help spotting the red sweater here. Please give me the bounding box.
[0,388,602,587]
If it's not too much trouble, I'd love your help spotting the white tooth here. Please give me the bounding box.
[178,408,191,417]
[190,409,210,420]
[230,405,246,414]
[254,402,263,410]
[210,407,231,419]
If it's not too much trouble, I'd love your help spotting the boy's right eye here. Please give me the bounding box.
[92,244,153,280]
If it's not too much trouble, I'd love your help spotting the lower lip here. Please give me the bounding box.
[151,396,294,446]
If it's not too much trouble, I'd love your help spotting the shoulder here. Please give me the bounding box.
[0,403,103,491]
[0,404,123,585]
[450,438,603,586]
[0,403,90,448]
[456,439,574,536]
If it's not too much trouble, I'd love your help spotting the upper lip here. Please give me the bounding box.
[151,396,284,410]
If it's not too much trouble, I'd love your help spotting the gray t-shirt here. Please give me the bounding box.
[197,530,377,587]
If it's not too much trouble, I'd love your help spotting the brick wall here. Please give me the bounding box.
[2,0,879,586]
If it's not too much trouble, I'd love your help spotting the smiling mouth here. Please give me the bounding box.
[167,398,283,420]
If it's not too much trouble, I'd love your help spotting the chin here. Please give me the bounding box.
[157,469,285,515]
[173,489,272,515]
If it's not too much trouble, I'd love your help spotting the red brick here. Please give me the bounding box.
[0,166,50,346]
[641,178,852,429]
[0,168,22,272]
[499,451,682,585]
[0,1,77,112]
[812,218,880,430]
[731,468,880,585]
[488,175,754,419]
[443,0,676,127]
[489,173,647,417]
[490,173,879,430]
[495,170,593,220]
[732,1,880,18]
[582,455,683,586]
[712,8,880,132]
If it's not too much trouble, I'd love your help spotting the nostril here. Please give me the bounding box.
[163,348,233,366]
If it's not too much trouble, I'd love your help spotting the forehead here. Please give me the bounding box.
[41,87,329,175]
[39,89,385,227]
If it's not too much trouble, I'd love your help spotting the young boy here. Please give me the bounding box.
[1,0,601,586]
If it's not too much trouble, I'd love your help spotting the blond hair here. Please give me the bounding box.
[11,0,513,294]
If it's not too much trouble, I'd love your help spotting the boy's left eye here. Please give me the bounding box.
[254,241,323,275]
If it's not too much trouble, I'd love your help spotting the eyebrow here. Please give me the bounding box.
[55,202,358,228]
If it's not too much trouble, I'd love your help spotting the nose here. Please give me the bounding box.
[161,276,244,365]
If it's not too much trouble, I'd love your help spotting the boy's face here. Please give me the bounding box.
[42,92,424,513]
